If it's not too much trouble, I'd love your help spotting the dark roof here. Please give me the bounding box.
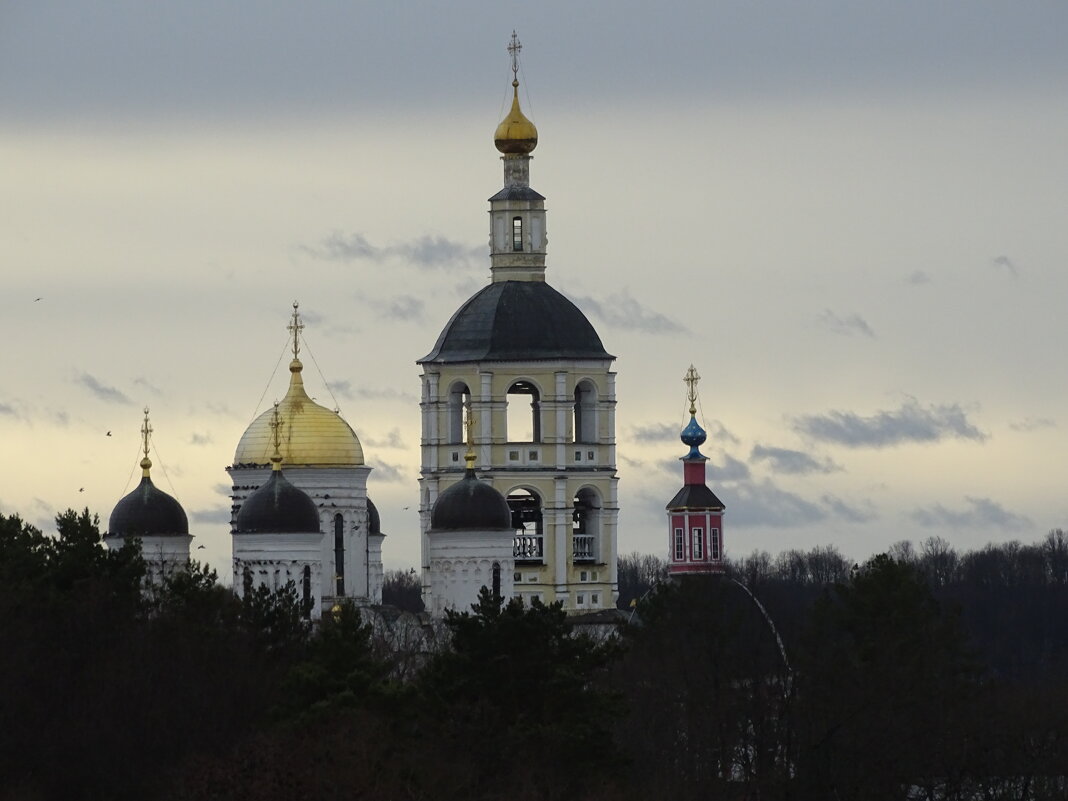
[108,476,189,537]
[235,470,320,534]
[430,470,512,531]
[488,185,545,202]
[666,484,725,511]
[367,497,381,535]
[419,281,613,364]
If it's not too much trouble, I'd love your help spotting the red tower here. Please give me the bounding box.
[666,366,725,577]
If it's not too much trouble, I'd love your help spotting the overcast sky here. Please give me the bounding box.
[2,2,1067,581]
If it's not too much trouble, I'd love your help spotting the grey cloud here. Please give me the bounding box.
[910,496,1031,531]
[708,454,751,481]
[190,507,232,525]
[991,255,1019,277]
[632,418,737,446]
[631,423,679,443]
[729,480,827,528]
[364,428,406,449]
[751,444,841,475]
[819,309,875,339]
[567,290,687,335]
[369,461,406,483]
[188,432,213,446]
[133,377,162,395]
[906,270,931,285]
[794,398,986,448]
[821,494,877,523]
[1009,417,1056,432]
[328,380,354,400]
[0,402,18,418]
[618,454,645,469]
[660,454,750,481]
[353,387,420,404]
[379,295,424,322]
[213,483,232,496]
[76,373,132,405]
[302,232,480,270]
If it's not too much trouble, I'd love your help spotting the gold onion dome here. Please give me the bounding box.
[494,79,538,155]
[233,358,364,467]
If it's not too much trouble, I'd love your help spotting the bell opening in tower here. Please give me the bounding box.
[508,488,543,563]
[506,381,541,443]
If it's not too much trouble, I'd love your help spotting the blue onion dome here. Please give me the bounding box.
[681,415,707,458]
[430,468,512,532]
[235,470,320,534]
[367,497,381,535]
[109,467,189,537]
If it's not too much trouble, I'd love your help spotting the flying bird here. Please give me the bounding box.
[79,487,84,493]
[197,545,206,550]
[34,297,42,302]
[106,431,112,437]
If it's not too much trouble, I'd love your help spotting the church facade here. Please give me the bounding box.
[105,37,744,619]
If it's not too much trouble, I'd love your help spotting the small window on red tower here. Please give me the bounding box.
[693,527,704,560]
[673,528,684,560]
[710,528,721,560]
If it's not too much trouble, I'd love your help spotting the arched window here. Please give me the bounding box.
[302,565,312,618]
[512,216,523,251]
[506,381,540,443]
[447,382,471,444]
[334,514,345,596]
[492,562,501,600]
[573,488,601,563]
[508,488,544,563]
[574,380,597,443]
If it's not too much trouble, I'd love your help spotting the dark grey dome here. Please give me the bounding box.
[430,470,512,531]
[235,470,320,534]
[108,476,189,537]
[419,281,613,364]
[367,497,381,535]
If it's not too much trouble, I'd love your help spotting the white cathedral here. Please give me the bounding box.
[105,36,726,619]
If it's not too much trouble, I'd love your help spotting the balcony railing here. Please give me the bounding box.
[514,534,544,562]
[573,534,596,562]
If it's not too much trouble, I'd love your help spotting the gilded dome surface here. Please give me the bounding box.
[234,360,364,467]
[494,80,538,155]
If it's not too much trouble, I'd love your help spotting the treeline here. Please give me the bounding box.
[3,511,1068,800]
[620,531,1068,679]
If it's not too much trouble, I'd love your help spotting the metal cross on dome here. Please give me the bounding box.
[140,406,153,461]
[508,30,522,79]
[287,301,303,360]
[683,364,701,415]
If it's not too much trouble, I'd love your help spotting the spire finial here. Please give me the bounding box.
[268,402,284,470]
[508,30,522,83]
[683,364,701,416]
[140,406,153,476]
[463,401,477,469]
[287,301,303,362]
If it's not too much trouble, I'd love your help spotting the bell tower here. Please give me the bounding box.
[418,33,619,613]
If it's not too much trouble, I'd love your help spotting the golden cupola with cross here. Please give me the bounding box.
[233,304,364,468]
